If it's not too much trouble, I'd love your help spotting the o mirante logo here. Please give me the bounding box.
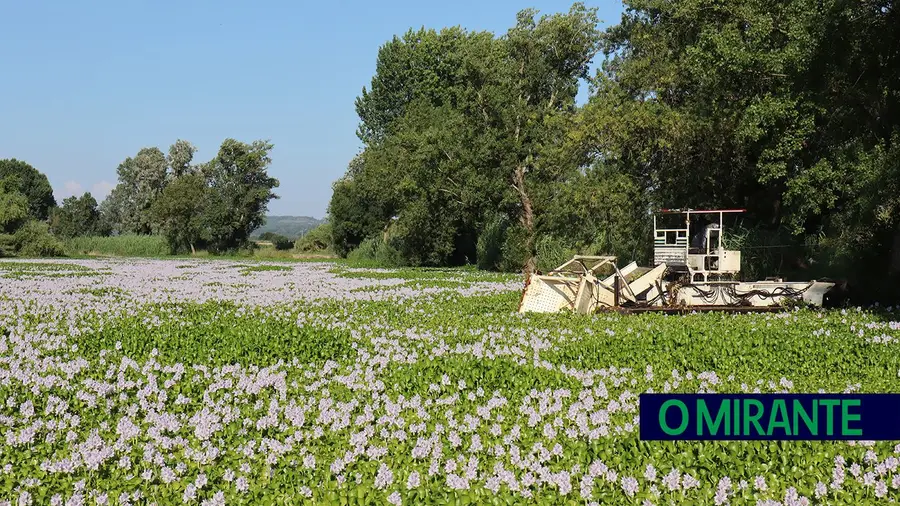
[640,394,900,441]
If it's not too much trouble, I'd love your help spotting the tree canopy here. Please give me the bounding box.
[50,192,104,238]
[0,159,56,221]
[329,0,900,297]
[100,138,280,254]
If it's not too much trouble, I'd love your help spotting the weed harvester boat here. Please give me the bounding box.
[518,209,835,314]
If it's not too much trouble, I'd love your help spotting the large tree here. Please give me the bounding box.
[49,192,103,238]
[335,4,602,270]
[587,0,900,290]
[0,159,56,221]
[491,4,602,272]
[150,173,208,254]
[203,139,280,252]
[110,147,169,234]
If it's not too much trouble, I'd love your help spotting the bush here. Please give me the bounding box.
[257,232,294,250]
[346,236,403,267]
[274,237,293,250]
[498,224,529,273]
[14,220,65,257]
[0,234,15,257]
[294,223,333,253]
[65,235,171,257]
[534,235,577,273]
[476,214,507,271]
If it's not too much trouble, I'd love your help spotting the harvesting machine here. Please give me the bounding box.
[518,209,835,314]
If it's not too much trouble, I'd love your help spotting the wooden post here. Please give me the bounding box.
[614,275,621,308]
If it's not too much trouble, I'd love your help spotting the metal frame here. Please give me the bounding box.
[653,209,745,281]
[518,208,834,314]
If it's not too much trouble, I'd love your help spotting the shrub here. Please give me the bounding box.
[0,234,15,257]
[498,224,529,273]
[257,232,294,251]
[476,214,507,271]
[346,236,403,267]
[294,223,333,253]
[14,220,65,257]
[534,235,577,273]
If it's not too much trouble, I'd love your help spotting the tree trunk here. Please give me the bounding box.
[190,243,196,255]
[513,164,536,275]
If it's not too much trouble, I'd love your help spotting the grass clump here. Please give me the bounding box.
[66,235,171,257]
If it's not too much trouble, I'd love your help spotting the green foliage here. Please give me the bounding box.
[49,192,105,238]
[533,235,578,273]
[0,173,65,258]
[94,138,280,257]
[0,158,56,220]
[258,232,294,250]
[346,237,404,267]
[475,213,508,271]
[109,147,169,234]
[499,223,529,273]
[13,220,65,257]
[327,0,900,297]
[4,260,900,503]
[328,154,397,257]
[333,4,605,272]
[203,139,280,253]
[584,0,900,295]
[0,234,14,257]
[294,222,333,253]
[75,301,356,367]
[0,184,29,235]
[239,264,293,274]
[150,173,208,254]
[65,234,171,257]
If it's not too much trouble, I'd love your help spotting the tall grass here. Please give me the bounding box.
[345,237,403,268]
[66,235,171,257]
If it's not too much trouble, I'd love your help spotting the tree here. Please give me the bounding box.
[491,3,602,273]
[49,192,102,238]
[98,187,125,235]
[110,147,169,234]
[203,139,280,252]
[354,27,486,144]
[335,3,602,271]
[0,183,29,235]
[150,173,209,254]
[167,140,198,179]
[329,153,401,257]
[590,0,900,295]
[0,159,56,220]
[14,220,65,257]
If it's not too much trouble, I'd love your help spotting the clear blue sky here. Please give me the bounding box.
[0,0,624,218]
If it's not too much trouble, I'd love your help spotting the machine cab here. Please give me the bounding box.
[653,209,743,283]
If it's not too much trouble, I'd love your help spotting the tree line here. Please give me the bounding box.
[0,138,279,257]
[327,0,900,298]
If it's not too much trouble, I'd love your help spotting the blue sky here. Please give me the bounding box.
[0,0,624,218]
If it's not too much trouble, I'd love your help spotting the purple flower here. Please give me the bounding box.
[375,463,394,489]
[621,476,638,497]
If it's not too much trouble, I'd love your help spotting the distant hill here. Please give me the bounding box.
[251,216,324,240]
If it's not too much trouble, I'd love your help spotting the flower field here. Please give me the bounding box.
[1,259,900,505]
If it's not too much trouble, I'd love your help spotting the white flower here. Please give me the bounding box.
[406,471,421,489]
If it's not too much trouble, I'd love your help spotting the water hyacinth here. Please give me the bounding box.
[0,259,899,504]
